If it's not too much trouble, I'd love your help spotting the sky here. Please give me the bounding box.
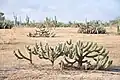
[0,0,120,23]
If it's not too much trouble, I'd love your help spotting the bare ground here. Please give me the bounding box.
[0,27,120,80]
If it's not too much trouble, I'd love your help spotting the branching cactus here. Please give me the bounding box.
[62,40,113,70]
[13,45,34,64]
[13,39,113,70]
[33,42,65,66]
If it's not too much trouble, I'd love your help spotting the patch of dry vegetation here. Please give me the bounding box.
[0,27,120,80]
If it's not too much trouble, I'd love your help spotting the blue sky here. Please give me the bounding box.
[1,0,120,22]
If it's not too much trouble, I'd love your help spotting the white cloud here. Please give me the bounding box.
[21,8,33,13]
[1,0,120,22]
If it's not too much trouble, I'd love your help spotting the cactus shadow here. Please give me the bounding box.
[28,35,61,38]
[31,64,56,71]
[0,42,20,45]
[31,64,120,72]
[107,66,120,72]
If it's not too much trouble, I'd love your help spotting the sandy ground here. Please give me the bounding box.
[0,27,120,80]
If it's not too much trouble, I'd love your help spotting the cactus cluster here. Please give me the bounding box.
[27,28,56,37]
[41,16,58,28]
[0,12,14,29]
[0,20,14,29]
[77,21,106,34]
[61,40,113,70]
[14,42,65,66]
[27,17,57,37]
[78,25,106,34]
[14,40,113,70]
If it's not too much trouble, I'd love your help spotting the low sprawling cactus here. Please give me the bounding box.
[77,20,106,34]
[78,25,106,34]
[27,28,56,37]
[61,40,113,70]
[13,45,34,64]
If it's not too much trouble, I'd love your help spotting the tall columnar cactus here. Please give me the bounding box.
[13,45,34,64]
[53,16,58,28]
[62,40,113,70]
[13,13,18,25]
[26,15,30,25]
[117,25,120,34]
[0,12,5,21]
[44,17,51,28]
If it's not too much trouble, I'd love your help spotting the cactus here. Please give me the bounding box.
[0,12,5,21]
[27,28,56,37]
[0,12,14,29]
[78,25,106,34]
[13,39,113,70]
[0,20,14,29]
[62,40,113,70]
[117,25,119,32]
[117,25,120,34]
[13,12,18,26]
[13,42,64,66]
[34,42,65,66]
[13,45,34,64]
[26,15,30,26]
[52,16,58,28]
[77,20,106,34]
[93,55,113,70]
